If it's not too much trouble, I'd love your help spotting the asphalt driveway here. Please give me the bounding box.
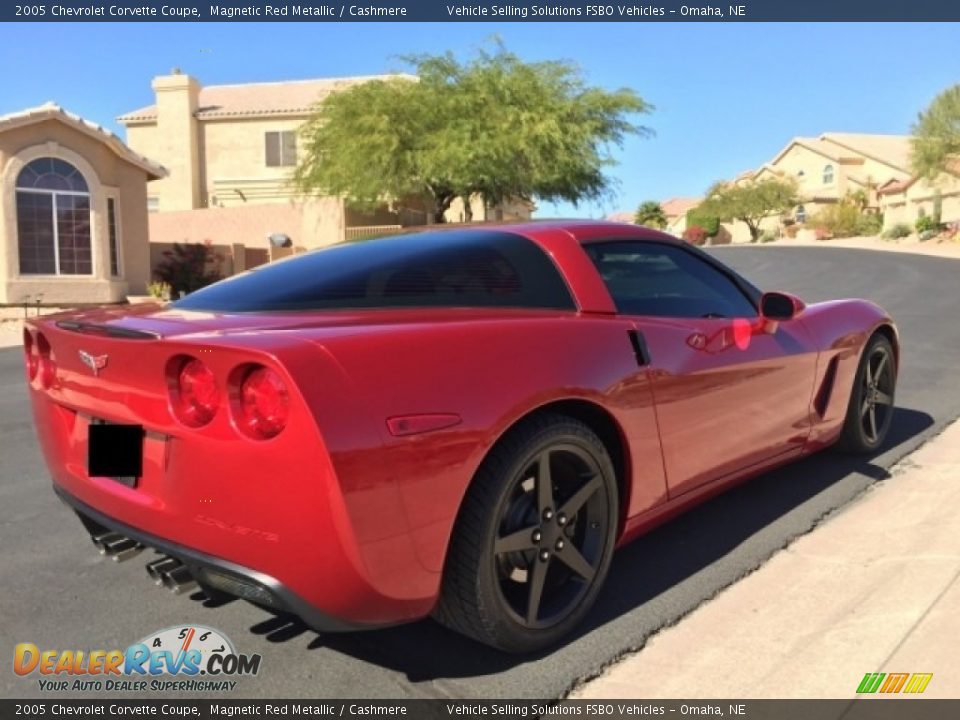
[1,246,958,700]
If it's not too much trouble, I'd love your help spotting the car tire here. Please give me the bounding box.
[837,333,897,454]
[434,413,618,653]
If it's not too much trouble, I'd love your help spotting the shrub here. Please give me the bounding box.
[811,203,861,238]
[153,241,225,296]
[784,223,800,238]
[881,223,912,239]
[855,213,883,236]
[682,225,708,246]
[147,281,172,301]
[759,229,777,243]
[915,215,936,233]
[685,207,720,238]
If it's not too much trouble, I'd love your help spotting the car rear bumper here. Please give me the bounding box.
[55,484,389,633]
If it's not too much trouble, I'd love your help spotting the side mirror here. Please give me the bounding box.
[760,291,805,321]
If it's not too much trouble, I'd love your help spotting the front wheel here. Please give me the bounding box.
[434,414,618,653]
[837,334,897,453]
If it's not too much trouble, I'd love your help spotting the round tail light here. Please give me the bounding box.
[235,366,289,440]
[35,333,56,388]
[23,329,38,381]
[171,358,220,427]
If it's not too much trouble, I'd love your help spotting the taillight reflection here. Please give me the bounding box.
[35,333,56,388]
[233,365,289,440]
[23,329,38,381]
[169,357,220,427]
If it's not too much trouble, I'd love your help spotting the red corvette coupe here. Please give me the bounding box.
[25,221,897,652]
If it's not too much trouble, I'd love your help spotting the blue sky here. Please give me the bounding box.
[1,22,955,217]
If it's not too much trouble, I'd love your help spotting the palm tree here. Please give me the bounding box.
[634,200,667,229]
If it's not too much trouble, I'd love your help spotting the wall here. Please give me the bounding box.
[0,118,153,304]
[147,197,345,253]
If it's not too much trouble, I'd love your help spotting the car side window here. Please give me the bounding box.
[584,241,757,319]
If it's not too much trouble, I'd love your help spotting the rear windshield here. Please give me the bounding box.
[173,230,575,313]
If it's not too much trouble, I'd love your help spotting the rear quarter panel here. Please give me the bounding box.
[292,313,668,590]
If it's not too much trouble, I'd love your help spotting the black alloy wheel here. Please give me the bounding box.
[435,414,618,653]
[838,334,897,453]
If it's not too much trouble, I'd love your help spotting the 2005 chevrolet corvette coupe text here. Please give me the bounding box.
[25,221,898,652]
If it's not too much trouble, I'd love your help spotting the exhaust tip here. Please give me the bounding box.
[147,557,182,585]
[162,565,197,595]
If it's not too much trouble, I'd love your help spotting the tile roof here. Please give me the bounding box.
[660,197,700,218]
[820,133,914,172]
[604,211,636,223]
[0,102,166,178]
[117,74,417,123]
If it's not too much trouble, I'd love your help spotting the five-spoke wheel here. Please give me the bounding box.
[839,333,897,453]
[435,414,617,653]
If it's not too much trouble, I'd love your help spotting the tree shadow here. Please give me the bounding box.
[197,407,934,680]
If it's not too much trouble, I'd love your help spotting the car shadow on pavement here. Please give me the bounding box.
[192,406,934,679]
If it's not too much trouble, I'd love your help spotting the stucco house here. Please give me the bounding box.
[0,103,165,305]
[711,132,960,242]
[661,197,701,237]
[118,71,532,252]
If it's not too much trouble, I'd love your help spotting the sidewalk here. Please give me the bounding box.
[572,419,960,699]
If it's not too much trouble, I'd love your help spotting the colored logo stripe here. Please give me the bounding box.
[857,672,932,694]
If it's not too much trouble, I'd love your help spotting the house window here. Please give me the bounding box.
[797,170,805,177]
[147,196,159,213]
[796,205,807,224]
[107,197,121,277]
[16,158,92,275]
[265,131,297,167]
[822,164,835,185]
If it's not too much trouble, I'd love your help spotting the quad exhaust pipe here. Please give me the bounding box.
[91,531,144,562]
[88,529,196,593]
[145,556,197,594]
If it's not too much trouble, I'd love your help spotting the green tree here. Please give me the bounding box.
[634,200,667,228]
[912,84,960,178]
[685,206,720,237]
[295,42,651,223]
[702,178,799,243]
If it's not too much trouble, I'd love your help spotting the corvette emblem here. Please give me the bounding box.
[78,350,108,377]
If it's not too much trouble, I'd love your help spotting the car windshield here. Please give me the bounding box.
[173,229,575,312]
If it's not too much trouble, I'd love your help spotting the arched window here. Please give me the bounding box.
[822,164,835,185]
[796,205,807,224]
[16,158,92,275]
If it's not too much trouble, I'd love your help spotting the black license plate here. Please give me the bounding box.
[88,423,144,485]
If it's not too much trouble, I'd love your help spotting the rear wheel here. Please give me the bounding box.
[435,414,618,653]
[837,334,896,453]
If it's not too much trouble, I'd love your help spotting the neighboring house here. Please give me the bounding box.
[877,159,960,230]
[661,197,700,237]
[0,103,165,305]
[723,132,959,240]
[119,71,532,250]
[604,199,700,236]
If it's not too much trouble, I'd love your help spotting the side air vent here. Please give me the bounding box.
[56,321,158,340]
[814,356,839,417]
[627,329,651,366]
